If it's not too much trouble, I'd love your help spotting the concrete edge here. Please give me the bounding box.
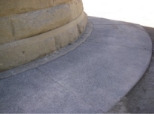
[0,19,93,80]
[107,26,153,112]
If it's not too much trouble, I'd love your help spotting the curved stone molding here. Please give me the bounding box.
[0,0,83,44]
[0,12,87,72]
[0,0,72,17]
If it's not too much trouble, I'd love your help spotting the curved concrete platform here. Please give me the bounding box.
[0,17,152,113]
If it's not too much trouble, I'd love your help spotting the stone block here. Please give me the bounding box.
[0,0,72,17]
[0,0,83,44]
[0,12,87,71]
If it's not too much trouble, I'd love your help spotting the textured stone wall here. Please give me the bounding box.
[0,0,87,72]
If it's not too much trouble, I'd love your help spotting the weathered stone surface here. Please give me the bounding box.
[0,0,87,71]
[0,12,87,72]
[0,0,83,44]
[69,0,83,19]
[53,0,72,6]
[53,12,87,49]
[0,0,72,17]
[0,17,13,43]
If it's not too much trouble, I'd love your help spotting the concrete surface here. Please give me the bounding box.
[127,41,154,113]
[108,29,154,113]
[108,41,154,113]
[81,0,154,112]
[0,17,152,113]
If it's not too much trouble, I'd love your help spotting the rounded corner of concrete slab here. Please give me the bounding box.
[0,0,153,113]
